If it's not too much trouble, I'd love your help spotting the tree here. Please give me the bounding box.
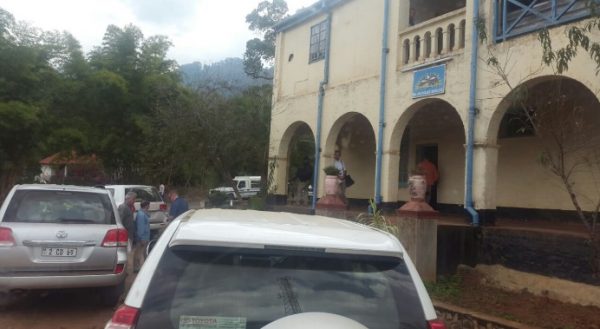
[478,5,600,275]
[243,0,289,80]
[0,8,56,200]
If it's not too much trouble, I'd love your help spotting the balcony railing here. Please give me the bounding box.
[399,8,467,67]
[494,0,593,41]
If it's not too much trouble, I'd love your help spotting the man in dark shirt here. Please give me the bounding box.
[118,191,137,244]
[168,189,189,222]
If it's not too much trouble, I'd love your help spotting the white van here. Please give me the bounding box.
[209,176,261,199]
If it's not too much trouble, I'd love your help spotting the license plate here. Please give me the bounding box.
[41,247,77,257]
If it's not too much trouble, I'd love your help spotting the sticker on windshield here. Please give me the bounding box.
[179,316,247,329]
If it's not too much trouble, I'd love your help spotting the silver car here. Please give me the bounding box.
[0,184,127,306]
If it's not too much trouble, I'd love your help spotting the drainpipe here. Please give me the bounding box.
[374,0,391,207]
[466,0,480,226]
[311,9,333,211]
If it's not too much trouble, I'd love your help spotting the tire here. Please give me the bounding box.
[99,281,125,306]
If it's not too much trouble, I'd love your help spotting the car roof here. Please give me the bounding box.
[170,209,405,257]
[14,184,109,194]
[233,176,261,180]
[103,185,157,188]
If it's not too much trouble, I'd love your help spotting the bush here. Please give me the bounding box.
[208,191,229,207]
[323,165,339,176]
[248,196,266,210]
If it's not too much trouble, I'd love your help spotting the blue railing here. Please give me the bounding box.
[494,0,592,41]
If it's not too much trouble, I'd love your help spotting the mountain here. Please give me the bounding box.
[179,58,271,93]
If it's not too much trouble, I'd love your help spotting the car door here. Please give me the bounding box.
[0,189,119,275]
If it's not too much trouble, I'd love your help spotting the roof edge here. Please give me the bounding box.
[274,0,348,33]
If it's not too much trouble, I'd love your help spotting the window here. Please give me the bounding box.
[136,247,427,329]
[126,186,162,202]
[309,20,328,63]
[251,180,261,189]
[3,190,115,225]
[237,181,247,189]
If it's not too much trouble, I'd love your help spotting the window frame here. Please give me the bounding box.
[309,20,329,63]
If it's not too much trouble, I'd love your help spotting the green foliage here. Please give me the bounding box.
[323,165,339,176]
[0,7,274,201]
[357,199,399,236]
[208,191,230,208]
[248,196,267,210]
[424,274,463,301]
[243,0,289,79]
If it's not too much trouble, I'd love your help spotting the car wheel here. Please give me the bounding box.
[99,281,125,306]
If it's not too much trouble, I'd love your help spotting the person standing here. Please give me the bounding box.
[118,192,137,248]
[333,150,347,203]
[167,189,189,222]
[417,157,439,206]
[158,184,165,199]
[134,200,151,272]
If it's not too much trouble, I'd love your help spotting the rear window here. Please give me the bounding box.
[137,247,427,329]
[126,186,162,202]
[2,190,115,225]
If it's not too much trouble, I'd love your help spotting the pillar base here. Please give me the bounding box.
[397,199,439,219]
[316,195,348,210]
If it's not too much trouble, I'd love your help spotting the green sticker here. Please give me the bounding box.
[179,316,247,329]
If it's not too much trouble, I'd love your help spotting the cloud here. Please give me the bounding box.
[126,0,199,27]
[0,0,318,64]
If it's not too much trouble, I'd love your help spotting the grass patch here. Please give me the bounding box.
[424,274,462,301]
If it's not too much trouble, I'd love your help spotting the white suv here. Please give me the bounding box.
[104,185,167,232]
[209,176,261,199]
[105,209,444,329]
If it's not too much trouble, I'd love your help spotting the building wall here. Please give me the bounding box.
[270,0,600,213]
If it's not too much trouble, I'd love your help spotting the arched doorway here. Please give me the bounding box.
[285,123,315,205]
[490,77,600,215]
[390,99,466,210]
[323,113,376,202]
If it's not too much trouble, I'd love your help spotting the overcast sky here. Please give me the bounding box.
[1,0,316,65]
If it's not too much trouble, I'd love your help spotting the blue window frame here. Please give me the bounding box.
[494,0,594,42]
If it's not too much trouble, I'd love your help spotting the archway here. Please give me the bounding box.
[273,121,315,204]
[389,99,466,210]
[490,76,600,215]
[323,113,376,202]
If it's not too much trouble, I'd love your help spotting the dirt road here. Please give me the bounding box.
[0,289,114,329]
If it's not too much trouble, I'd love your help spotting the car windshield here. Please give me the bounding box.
[137,247,426,329]
[125,186,163,202]
[2,190,115,225]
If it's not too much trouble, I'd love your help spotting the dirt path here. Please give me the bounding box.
[431,269,600,329]
[0,289,114,329]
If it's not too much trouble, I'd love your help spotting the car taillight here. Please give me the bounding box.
[105,305,139,329]
[102,229,128,247]
[159,203,167,211]
[0,227,16,247]
[114,263,125,274]
[428,319,447,329]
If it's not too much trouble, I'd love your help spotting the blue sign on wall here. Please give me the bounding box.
[412,64,446,98]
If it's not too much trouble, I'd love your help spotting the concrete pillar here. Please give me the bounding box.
[431,34,439,57]
[393,215,438,282]
[471,143,499,224]
[443,30,450,54]
[381,150,400,205]
[409,39,416,64]
[270,156,289,197]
